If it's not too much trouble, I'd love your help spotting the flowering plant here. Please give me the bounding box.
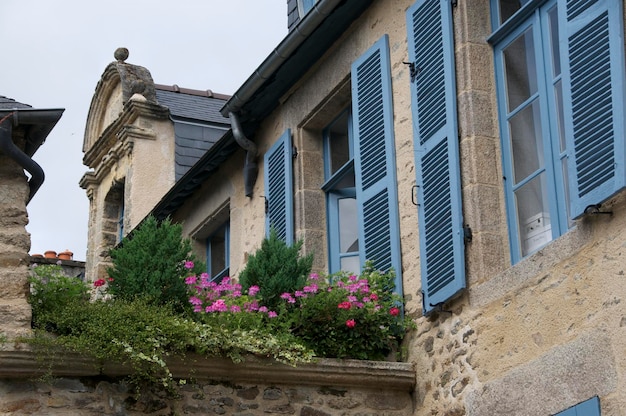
[280,262,413,360]
[184,261,414,361]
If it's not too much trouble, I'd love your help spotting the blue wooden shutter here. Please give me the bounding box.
[264,129,294,244]
[352,35,403,294]
[407,0,465,314]
[563,0,626,218]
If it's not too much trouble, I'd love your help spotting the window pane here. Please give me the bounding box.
[554,80,565,152]
[338,197,359,253]
[547,6,560,77]
[328,111,351,175]
[209,228,226,277]
[509,99,544,183]
[498,0,532,25]
[504,29,538,111]
[340,255,361,276]
[515,173,551,256]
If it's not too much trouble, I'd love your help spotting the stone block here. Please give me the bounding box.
[465,331,617,416]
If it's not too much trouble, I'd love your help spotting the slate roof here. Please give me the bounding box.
[155,85,230,125]
[0,96,33,110]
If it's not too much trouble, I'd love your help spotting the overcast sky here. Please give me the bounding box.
[1,1,287,261]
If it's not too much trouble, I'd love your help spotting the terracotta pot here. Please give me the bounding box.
[31,254,43,258]
[44,250,57,259]
[58,251,73,261]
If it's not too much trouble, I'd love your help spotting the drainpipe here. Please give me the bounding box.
[229,111,258,197]
[0,112,45,203]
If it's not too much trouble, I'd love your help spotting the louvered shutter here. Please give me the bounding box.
[264,129,294,244]
[563,0,626,218]
[407,0,465,315]
[352,35,403,293]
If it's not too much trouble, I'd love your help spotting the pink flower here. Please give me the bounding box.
[303,284,318,293]
[189,296,202,305]
[308,273,319,280]
[280,292,292,300]
[370,293,379,301]
[347,295,358,303]
[93,279,106,287]
[268,311,278,318]
[258,306,268,313]
[230,305,241,313]
[184,261,194,270]
[185,276,198,285]
[248,285,260,296]
[294,290,306,298]
[338,301,351,310]
[389,307,400,316]
[346,319,356,328]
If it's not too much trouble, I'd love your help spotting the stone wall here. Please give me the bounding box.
[0,129,32,339]
[0,348,415,416]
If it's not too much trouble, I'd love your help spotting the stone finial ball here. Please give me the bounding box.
[114,47,129,62]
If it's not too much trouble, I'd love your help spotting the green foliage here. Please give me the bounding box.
[238,228,313,309]
[28,294,314,394]
[106,216,204,311]
[29,265,90,330]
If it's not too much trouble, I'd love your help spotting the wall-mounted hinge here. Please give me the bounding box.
[463,224,472,243]
[451,0,458,7]
[403,61,420,83]
[293,146,298,158]
[584,204,612,216]
[263,196,268,214]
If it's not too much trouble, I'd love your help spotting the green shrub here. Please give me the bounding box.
[29,264,89,330]
[238,228,313,310]
[106,216,204,311]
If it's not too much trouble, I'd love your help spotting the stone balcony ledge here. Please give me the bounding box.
[0,345,416,392]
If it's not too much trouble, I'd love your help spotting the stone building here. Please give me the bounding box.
[0,96,63,338]
[79,48,230,282]
[80,0,626,414]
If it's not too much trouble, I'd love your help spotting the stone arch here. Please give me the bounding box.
[83,49,158,153]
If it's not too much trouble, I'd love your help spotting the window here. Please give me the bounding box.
[318,35,402,293]
[554,396,601,416]
[492,0,626,263]
[322,109,360,275]
[207,222,229,281]
[299,0,317,17]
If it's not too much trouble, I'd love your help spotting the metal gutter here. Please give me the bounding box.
[220,0,344,117]
[0,109,64,203]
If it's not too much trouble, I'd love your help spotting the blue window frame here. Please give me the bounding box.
[322,109,360,275]
[491,0,626,263]
[206,222,229,281]
[554,396,601,416]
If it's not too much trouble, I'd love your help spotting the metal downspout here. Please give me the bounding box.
[229,111,258,197]
[0,112,45,203]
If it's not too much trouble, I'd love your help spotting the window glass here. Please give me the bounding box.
[503,29,537,111]
[338,197,359,253]
[515,173,551,256]
[498,0,532,25]
[208,223,229,280]
[509,100,544,183]
[327,111,351,176]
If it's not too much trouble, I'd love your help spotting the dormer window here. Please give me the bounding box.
[299,0,317,17]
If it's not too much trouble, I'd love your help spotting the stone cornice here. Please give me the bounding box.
[0,347,416,392]
[83,99,168,169]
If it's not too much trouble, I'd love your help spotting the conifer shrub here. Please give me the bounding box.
[238,228,313,310]
[106,216,204,311]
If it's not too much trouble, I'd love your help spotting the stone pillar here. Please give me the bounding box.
[0,133,33,339]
